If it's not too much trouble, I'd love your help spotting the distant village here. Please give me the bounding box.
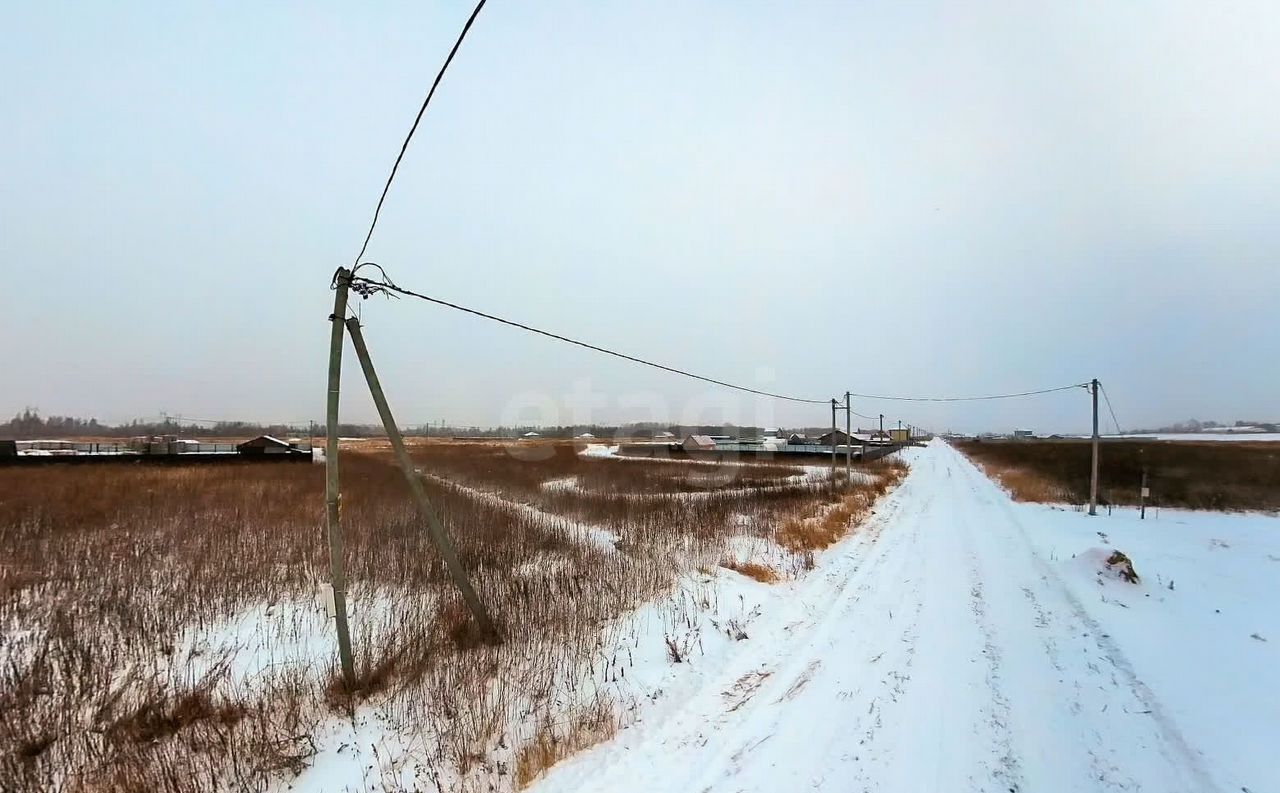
[1,434,314,465]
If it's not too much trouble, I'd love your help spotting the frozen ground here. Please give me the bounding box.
[1122,432,1280,442]
[526,439,1279,793]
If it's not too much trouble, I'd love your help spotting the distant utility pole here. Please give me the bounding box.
[1140,467,1149,520]
[844,391,852,478]
[1089,378,1100,516]
[830,399,838,486]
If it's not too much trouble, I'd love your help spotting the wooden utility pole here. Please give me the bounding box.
[844,391,852,478]
[344,317,499,640]
[325,268,356,687]
[830,398,838,487]
[1140,468,1149,520]
[1089,377,1100,516]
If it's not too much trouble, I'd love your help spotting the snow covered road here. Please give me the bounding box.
[529,440,1277,793]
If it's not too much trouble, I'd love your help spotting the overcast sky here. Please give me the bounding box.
[3,1,1278,434]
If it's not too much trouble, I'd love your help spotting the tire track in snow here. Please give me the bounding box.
[958,538,1027,792]
[692,480,929,785]
[948,444,1222,793]
[617,461,928,792]
[526,443,1224,793]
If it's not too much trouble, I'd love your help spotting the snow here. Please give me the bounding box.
[1123,432,1280,442]
[425,472,620,552]
[536,469,854,502]
[523,440,1279,793]
[170,596,335,687]
[539,475,578,493]
[137,439,1272,792]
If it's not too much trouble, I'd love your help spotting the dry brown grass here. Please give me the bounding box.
[0,443,907,791]
[720,560,779,583]
[966,460,1072,504]
[956,439,1280,510]
[777,459,906,552]
[514,700,617,789]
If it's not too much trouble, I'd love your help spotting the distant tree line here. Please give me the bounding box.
[0,409,327,440]
[1131,418,1278,434]
[2,409,863,441]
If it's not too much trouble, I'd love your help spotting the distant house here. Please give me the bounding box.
[658,431,676,439]
[1012,429,1035,440]
[237,435,302,455]
[576,432,595,439]
[816,430,852,446]
[787,433,808,445]
[889,427,910,443]
[682,435,716,452]
[522,431,541,439]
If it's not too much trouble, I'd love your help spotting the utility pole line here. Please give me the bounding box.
[1089,377,1100,516]
[1140,467,1149,520]
[844,391,851,478]
[830,398,837,489]
[344,316,499,640]
[325,268,357,688]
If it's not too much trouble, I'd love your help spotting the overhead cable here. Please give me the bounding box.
[347,271,1092,418]
[350,0,489,267]
[1099,381,1124,435]
[347,273,831,405]
[846,383,1089,403]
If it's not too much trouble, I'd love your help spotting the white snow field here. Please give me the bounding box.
[1123,432,1280,442]
[526,439,1279,793]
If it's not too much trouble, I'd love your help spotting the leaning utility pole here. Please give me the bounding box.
[1089,378,1100,516]
[344,317,499,639]
[325,268,357,687]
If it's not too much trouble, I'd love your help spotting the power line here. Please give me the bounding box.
[1098,381,1123,435]
[347,273,830,405]
[350,0,488,267]
[347,271,1089,424]
[846,383,1089,402]
[846,404,879,421]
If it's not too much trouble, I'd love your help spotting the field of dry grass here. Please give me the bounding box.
[0,442,906,791]
[956,439,1280,511]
